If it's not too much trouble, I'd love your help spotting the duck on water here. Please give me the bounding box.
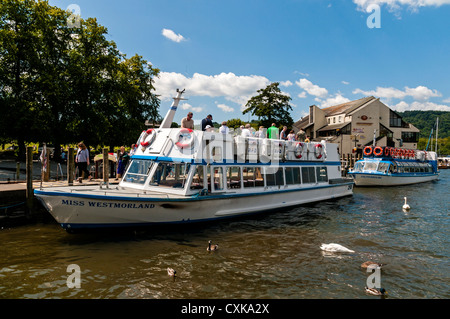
[34,89,354,231]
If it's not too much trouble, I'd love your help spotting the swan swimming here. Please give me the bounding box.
[403,197,410,211]
[320,243,355,253]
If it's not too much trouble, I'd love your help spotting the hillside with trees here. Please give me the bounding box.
[399,111,449,139]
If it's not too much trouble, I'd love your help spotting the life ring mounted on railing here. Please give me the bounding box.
[384,147,391,157]
[314,143,324,159]
[175,128,195,149]
[363,146,373,157]
[294,142,304,159]
[139,129,157,151]
[373,146,383,157]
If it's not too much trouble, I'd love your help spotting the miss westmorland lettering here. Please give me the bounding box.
[61,199,155,209]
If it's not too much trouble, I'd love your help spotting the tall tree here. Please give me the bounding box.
[243,82,293,129]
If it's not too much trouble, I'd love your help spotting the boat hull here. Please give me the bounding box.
[35,183,353,230]
[349,172,438,186]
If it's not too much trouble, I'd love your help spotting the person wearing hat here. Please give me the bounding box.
[201,114,213,131]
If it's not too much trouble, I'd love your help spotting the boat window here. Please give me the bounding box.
[363,162,378,171]
[227,166,241,189]
[302,167,316,184]
[316,167,328,182]
[285,167,301,185]
[190,165,205,190]
[213,167,224,191]
[150,162,191,188]
[353,162,364,172]
[123,160,153,184]
[377,162,390,173]
[243,167,264,188]
[265,166,284,186]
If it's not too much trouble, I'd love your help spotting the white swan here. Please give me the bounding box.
[320,243,355,253]
[403,197,410,211]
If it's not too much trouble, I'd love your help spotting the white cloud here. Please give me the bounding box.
[298,91,307,98]
[162,29,186,43]
[443,97,450,103]
[154,72,270,107]
[280,80,293,87]
[342,81,350,85]
[353,85,441,100]
[316,94,351,108]
[295,78,328,98]
[217,103,235,113]
[353,0,450,11]
[391,101,450,111]
[180,102,203,113]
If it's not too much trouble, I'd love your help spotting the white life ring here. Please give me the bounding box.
[175,128,194,149]
[294,142,304,159]
[314,143,323,159]
[140,129,157,150]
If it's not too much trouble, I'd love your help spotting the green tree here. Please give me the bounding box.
[243,82,293,129]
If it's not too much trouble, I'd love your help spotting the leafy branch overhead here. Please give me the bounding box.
[0,0,160,159]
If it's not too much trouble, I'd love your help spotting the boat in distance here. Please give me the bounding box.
[348,145,439,186]
[34,89,354,231]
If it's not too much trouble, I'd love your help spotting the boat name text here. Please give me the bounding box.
[61,200,155,209]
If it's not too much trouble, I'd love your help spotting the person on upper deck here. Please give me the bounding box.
[181,112,194,129]
[201,114,213,131]
[267,123,279,139]
[280,126,288,140]
[241,124,252,138]
[219,121,229,134]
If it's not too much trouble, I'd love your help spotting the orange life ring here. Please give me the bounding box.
[409,150,415,158]
[373,146,383,157]
[314,144,323,159]
[390,148,395,157]
[384,147,391,157]
[394,148,400,158]
[294,142,304,159]
[363,146,373,157]
[175,128,194,149]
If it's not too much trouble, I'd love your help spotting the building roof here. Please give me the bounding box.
[321,96,376,116]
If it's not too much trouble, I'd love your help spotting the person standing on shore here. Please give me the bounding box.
[116,146,129,180]
[75,142,91,182]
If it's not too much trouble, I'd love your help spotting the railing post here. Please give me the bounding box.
[26,146,34,215]
[68,148,74,186]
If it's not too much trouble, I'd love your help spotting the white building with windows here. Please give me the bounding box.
[293,96,420,155]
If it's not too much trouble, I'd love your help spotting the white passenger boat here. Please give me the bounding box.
[34,90,354,231]
[348,145,439,186]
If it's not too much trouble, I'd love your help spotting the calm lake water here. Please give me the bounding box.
[0,170,448,300]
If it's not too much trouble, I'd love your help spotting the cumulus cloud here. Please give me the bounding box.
[217,103,235,113]
[391,101,450,112]
[280,80,293,87]
[295,78,328,98]
[180,102,203,113]
[315,94,351,108]
[161,29,186,43]
[353,85,441,101]
[154,72,271,107]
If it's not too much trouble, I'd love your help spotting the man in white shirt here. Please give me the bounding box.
[219,121,229,134]
[241,124,252,138]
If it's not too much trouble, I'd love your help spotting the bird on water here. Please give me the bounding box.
[207,240,219,251]
[167,267,176,278]
[320,243,355,253]
[365,287,387,296]
[361,261,385,269]
[403,197,410,211]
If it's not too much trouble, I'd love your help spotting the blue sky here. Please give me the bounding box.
[49,0,450,126]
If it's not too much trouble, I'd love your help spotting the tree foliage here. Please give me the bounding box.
[0,0,160,159]
[243,82,293,129]
[399,111,449,139]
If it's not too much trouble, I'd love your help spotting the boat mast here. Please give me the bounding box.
[159,89,187,129]
[435,117,439,154]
